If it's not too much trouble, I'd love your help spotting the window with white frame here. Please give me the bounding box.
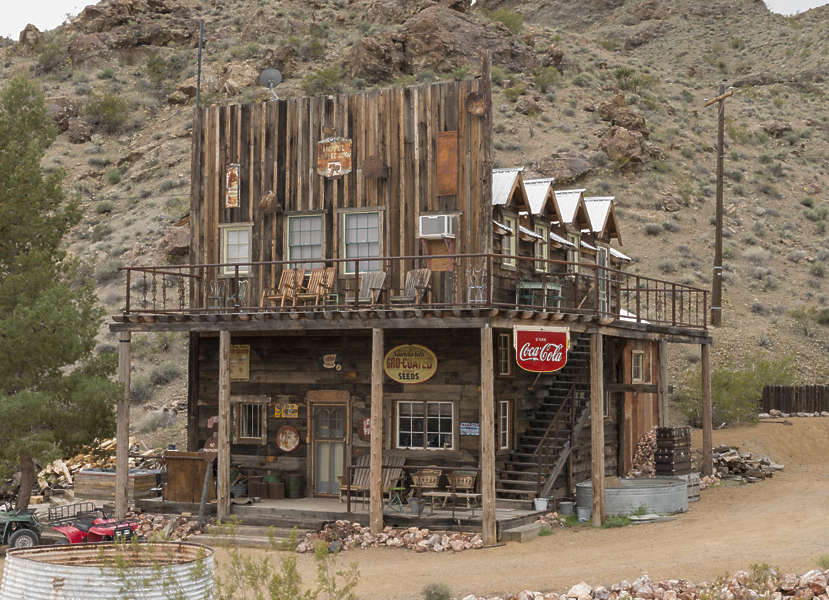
[221,225,252,275]
[497,333,512,376]
[567,233,580,273]
[534,224,549,272]
[287,214,324,268]
[397,401,453,449]
[597,245,609,314]
[343,211,382,274]
[233,400,267,444]
[502,214,517,268]
[631,350,645,383]
[498,400,510,449]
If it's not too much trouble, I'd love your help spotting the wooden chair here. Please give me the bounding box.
[390,268,432,305]
[338,454,406,507]
[226,279,249,308]
[357,271,387,304]
[261,268,306,308]
[207,279,226,310]
[295,266,335,307]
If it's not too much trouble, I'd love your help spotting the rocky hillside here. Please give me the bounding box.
[1,0,826,441]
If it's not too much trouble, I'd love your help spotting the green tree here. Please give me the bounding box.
[0,75,117,509]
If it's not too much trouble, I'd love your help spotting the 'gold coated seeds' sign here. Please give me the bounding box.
[383,345,437,384]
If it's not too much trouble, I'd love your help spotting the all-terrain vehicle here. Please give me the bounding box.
[0,507,42,548]
[48,502,140,545]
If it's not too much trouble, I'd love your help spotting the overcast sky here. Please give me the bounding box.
[2,0,827,39]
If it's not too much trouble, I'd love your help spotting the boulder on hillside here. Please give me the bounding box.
[600,126,646,165]
[349,5,535,82]
[533,152,595,184]
[598,94,649,137]
[67,34,109,65]
[67,118,93,144]
[223,62,260,95]
[763,121,792,137]
[75,0,182,33]
[46,98,77,133]
[73,0,196,50]
[162,226,190,257]
[623,21,669,50]
[18,24,43,53]
[168,66,221,104]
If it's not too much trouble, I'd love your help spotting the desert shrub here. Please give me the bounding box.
[602,515,630,528]
[677,355,796,426]
[149,362,182,386]
[130,375,153,404]
[818,309,829,326]
[818,555,829,570]
[538,525,553,536]
[662,220,679,232]
[96,201,114,214]
[486,8,523,34]
[801,197,815,207]
[534,67,558,93]
[37,41,66,73]
[423,583,453,600]
[658,260,676,274]
[302,67,343,96]
[743,247,770,265]
[91,223,113,242]
[811,264,825,278]
[145,51,187,95]
[350,77,366,90]
[644,223,661,236]
[503,84,526,102]
[300,36,326,61]
[106,168,122,185]
[597,36,620,51]
[136,409,177,433]
[95,259,121,284]
[491,66,508,86]
[97,67,114,79]
[85,92,130,134]
[451,66,470,81]
[416,70,436,83]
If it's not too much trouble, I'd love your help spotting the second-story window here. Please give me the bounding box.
[497,333,512,376]
[632,350,645,383]
[502,214,517,268]
[534,224,548,272]
[221,224,252,276]
[567,233,580,273]
[287,214,324,268]
[343,211,382,274]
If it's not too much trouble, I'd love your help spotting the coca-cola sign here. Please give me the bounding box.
[513,327,570,373]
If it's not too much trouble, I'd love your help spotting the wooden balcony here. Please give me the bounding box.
[115,254,708,332]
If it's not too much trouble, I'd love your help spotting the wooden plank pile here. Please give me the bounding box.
[713,445,784,482]
[36,437,163,494]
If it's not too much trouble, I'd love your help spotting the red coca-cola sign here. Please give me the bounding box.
[513,327,569,373]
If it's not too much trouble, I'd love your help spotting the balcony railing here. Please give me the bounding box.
[119,254,708,329]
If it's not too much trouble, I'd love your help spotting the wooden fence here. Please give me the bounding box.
[761,385,829,413]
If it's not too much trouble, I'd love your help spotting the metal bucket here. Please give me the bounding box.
[533,497,549,512]
[0,542,214,600]
[576,506,591,522]
[558,501,575,516]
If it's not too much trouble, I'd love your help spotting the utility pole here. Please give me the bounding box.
[704,82,733,327]
[196,20,204,108]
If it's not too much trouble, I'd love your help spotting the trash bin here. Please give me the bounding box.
[263,474,284,499]
[285,474,304,498]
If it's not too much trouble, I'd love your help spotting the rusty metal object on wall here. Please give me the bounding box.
[362,155,388,179]
[437,131,458,196]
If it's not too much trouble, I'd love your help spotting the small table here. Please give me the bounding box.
[386,486,406,512]
[324,292,344,306]
[421,491,482,517]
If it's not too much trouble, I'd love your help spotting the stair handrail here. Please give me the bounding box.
[538,401,591,498]
[535,383,576,495]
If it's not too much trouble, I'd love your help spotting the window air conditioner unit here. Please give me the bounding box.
[419,215,455,239]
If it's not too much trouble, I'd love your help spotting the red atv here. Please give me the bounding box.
[48,502,140,545]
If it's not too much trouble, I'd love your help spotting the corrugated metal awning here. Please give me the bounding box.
[492,219,513,234]
[519,225,543,241]
[549,231,574,247]
[610,247,631,262]
[581,240,597,251]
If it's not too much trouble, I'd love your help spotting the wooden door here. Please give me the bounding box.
[311,403,347,495]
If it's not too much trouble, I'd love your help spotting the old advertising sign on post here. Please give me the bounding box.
[230,344,250,380]
[317,137,352,178]
[513,326,570,373]
[225,164,240,208]
[383,344,438,384]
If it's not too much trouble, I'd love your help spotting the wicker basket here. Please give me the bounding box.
[411,469,442,489]
[446,471,477,490]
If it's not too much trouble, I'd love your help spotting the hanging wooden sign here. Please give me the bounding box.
[383,344,438,384]
[317,137,352,178]
[513,326,570,373]
[225,164,240,208]
[230,344,250,381]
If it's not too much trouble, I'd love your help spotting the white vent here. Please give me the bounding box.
[419,215,455,239]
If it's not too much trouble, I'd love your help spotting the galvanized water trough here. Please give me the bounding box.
[0,542,214,600]
[576,477,689,517]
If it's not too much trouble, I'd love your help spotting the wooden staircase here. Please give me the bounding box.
[496,335,592,509]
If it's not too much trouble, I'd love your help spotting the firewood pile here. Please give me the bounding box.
[713,446,783,482]
[131,512,209,541]
[456,568,829,600]
[36,437,163,493]
[627,429,656,478]
[295,520,485,553]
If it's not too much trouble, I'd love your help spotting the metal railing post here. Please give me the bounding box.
[234,265,240,312]
[124,269,131,315]
[354,259,360,307]
[635,275,641,323]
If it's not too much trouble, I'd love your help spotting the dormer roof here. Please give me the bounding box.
[492,168,527,208]
[553,188,591,230]
[523,177,563,224]
[584,196,622,244]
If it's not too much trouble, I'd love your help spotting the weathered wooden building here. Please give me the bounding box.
[111,59,713,542]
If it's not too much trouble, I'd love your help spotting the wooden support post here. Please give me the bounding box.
[590,332,605,527]
[369,328,384,533]
[115,331,131,520]
[187,332,200,451]
[480,325,496,545]
[217,330,231,521]
[701,343,713,476]
[658,340,669,427]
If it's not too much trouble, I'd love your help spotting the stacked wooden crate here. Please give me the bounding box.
[654,427,691,476]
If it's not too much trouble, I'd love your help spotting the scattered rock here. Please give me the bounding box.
[598,94,649,137]
[223,61,260,96]
[541,44,566,71]
[67,118,94,144]
[600,126,646,165]
[162,226,190,257]
[533,152,595,184]
[67,34,109,66]
[763,121,792,138]
[46,98,78,133]
[515,97,541,116]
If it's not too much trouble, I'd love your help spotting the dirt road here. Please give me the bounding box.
[256,418,829,599]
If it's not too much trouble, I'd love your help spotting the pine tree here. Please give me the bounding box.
[0,75,117,509]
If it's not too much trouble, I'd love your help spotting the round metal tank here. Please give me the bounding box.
[0,542,214,600]
[575,477,688,516]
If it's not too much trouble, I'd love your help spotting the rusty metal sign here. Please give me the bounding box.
[230,344,250,380]
[363,155,388,179]
[437,131,458,196]
[225,164,240,208]
[317,137,352,178]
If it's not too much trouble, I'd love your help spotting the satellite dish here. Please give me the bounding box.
[259,68,282,101]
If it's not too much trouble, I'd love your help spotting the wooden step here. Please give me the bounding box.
[496,479,539,487]
[495,488,536,498]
